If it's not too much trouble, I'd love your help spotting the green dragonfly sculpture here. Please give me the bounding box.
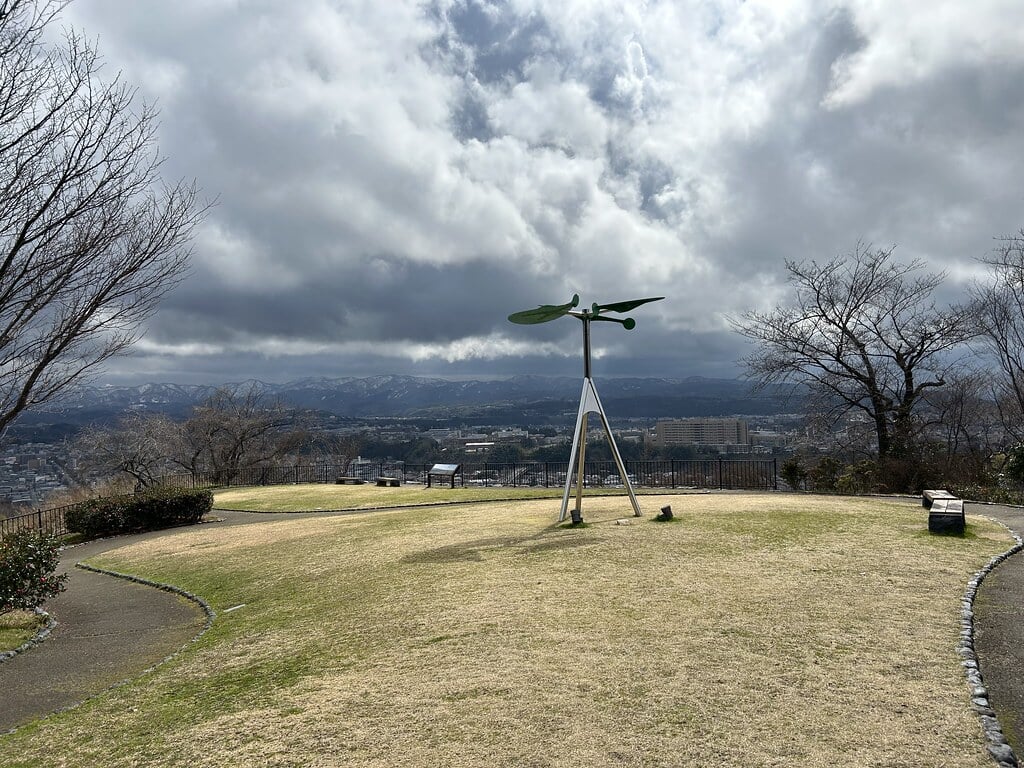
[507,293,664,522]
[507,294,663,330]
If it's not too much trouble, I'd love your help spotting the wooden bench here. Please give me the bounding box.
[928,498,965,535]
[376,477,400,487]
[922,489,957,508]
[335,477,365,485]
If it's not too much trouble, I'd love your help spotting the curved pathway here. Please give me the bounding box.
[972,502,1024,758]
[0,529,211,733]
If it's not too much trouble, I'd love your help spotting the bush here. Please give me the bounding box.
[836,460,881,495]
[1002,444,1024,486]
[808,457,843,492]
[780,457,808,491]
[65,488,213,539]
[0,530,67,614]
[65,496,129,538]
[129,487,213,530]
[951,484,1024,505]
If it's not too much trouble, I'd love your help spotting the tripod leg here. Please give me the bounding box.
[574,412,589,517]
[591,383,642,517]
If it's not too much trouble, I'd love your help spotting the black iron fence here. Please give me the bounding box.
[0,502,76,539]
[2,458,777,539]
[154,458,778,492]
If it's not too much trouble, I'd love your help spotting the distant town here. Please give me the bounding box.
[1,410,803,508]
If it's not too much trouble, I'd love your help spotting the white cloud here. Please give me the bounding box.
[825,0,1024,107]
[489,77,610,155]
[51,0,1024,381]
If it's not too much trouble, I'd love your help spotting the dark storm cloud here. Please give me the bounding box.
[156,258,562,346]
[55,0,1024,385]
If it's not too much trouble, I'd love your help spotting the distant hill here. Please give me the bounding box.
[12,374,794,435]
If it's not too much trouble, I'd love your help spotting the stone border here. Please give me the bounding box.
[75,561,216,634]
[961,517,1024,767]
[0,607,57,664]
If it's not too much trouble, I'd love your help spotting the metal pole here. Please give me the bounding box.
[581,310,592,378]
[560,379,592,521]
[574,412,589,515]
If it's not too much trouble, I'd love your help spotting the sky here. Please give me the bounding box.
[54,0,1024,385]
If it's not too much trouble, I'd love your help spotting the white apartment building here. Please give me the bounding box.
[653,418,750,450]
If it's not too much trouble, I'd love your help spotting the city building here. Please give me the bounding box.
[652,418,750,453]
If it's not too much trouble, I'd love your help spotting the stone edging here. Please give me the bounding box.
[0,607,57,665]
[75,561,217,634]
[962,517,1024,767]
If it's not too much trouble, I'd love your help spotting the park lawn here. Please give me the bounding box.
[0,494,1011,767]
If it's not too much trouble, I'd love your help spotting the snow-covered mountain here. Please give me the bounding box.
[41,374,789,422]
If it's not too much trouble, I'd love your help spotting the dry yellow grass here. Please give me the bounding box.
[0,609,44,651]
[0,494,1010,767]
[212,482,622,511]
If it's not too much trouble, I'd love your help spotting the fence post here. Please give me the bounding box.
[718,457,724,490]
[671,459,676,489]
[773,458,778,490]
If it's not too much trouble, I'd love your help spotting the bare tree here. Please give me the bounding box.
[75,387,306,487]
[731,244,974,459]
[918,369,1002,486]
[305,430,363,476]
[75,411,178,490]
[0,0,203,437]
[178,385,304,484]
[970,231,1024,442]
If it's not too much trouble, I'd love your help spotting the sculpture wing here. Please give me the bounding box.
[508,294,580,324]
[592,296,664,314]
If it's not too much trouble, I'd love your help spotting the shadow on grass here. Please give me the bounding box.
[401,523,595,564]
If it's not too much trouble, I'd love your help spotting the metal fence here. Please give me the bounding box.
[1,458,777,540]
[413,458,779,491]
[155,458,778,492]
[0,502,76,539]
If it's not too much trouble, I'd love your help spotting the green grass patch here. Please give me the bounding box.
[0,494,1010,767]
[0,609,44,652]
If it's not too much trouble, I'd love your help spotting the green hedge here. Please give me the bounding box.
[951,485,1024,506]
[65,488,213,539]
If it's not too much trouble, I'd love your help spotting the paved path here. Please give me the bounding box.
[971,503,1024,756]
[0,529,210,733]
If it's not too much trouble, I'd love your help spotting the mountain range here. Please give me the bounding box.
[29,374,794,426]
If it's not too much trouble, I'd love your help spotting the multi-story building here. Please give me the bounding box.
[652,418,750,452]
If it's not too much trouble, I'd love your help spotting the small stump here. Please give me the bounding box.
[376,477,400,487]
[655,505,673,521]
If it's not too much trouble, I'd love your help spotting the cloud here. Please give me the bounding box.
[824,0,1024,107]
[53,0,1024,385]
